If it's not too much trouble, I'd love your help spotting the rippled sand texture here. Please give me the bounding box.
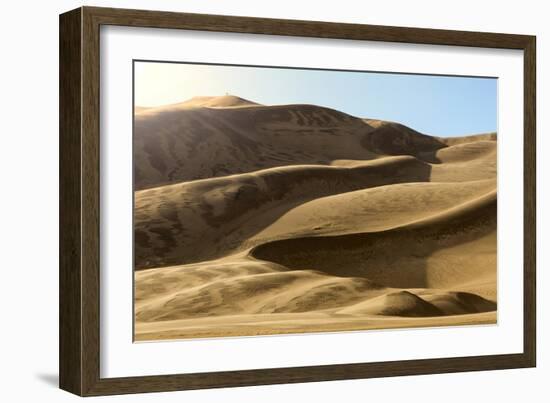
[133,95,497,341]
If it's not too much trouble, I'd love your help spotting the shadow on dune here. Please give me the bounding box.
[134,104,378,189]
[250,192,496,290]
[361,122,446,164]
[134,157,434,270]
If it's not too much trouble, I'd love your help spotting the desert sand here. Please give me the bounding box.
[133,95,497,341]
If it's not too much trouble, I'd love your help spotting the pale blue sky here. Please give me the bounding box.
[135,61,497,137]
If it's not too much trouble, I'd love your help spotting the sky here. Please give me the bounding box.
[134,61,497,137]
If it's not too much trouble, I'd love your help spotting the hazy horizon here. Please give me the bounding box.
[135,61,497,137]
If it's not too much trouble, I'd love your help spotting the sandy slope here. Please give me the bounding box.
[134,96,497,341]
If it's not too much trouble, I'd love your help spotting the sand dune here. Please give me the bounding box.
[134,106,151,114]
[133,100,375,189]
[133,95,497,341]
[338,290,495,317]
[178,95,261,108]
[134,156,436,269]
[250,190,496,291]
[362,120,447,158]
[439,132,497,146]
[134,160,495,269]
[434,140,496,163]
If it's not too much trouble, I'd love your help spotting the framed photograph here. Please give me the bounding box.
[59,6,536,396]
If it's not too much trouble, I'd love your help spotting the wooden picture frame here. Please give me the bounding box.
[59,6,536,396]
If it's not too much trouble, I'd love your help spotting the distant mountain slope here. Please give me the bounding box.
[134,100,372,189]
[134,96,496,189]
[178,95,260,108]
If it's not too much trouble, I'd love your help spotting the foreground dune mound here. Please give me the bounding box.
[420,291,497,315]
[133,96,498,341]
[339,290,444,317]
[136,264,385,322]
[339,290,495,317]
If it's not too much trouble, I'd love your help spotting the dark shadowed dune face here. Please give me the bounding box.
[133,96,498,341]
[133,158,435,270]
[135,104,395,189]
[361,122,447,159]
[250,192,496,288]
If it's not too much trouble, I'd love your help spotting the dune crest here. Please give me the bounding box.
[180,95,261,108]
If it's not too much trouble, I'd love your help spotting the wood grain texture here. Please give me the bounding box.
[59,8,82,396]
[59,6,537,396]
[81,6,102,396]
[86,6,531,49]
[523,38,536,366]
